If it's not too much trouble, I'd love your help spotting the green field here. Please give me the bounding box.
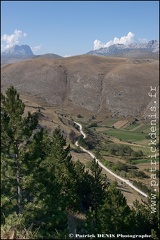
[131,158,159,164]
[103,128,145,142]
[125,123,139,130]
[126,123,159,134]
[85,120,159,160]
[131,146,151,155]
[102,119,119,127]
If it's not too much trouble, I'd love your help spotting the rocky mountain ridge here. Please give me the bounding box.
[2,44,34,56]
[1,45,62,64]
[1,40,159,65]
[87,40,159,58]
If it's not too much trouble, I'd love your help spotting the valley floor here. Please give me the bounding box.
[20,94,160,206]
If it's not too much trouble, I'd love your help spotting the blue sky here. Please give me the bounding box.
[1,1,159,56]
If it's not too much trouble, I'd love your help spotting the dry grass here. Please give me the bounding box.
[112,120,129,129]
[1,55,159,118]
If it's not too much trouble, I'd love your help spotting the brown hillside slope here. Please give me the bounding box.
[1,55,159,118]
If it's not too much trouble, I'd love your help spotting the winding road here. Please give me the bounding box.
[74,121,148,198]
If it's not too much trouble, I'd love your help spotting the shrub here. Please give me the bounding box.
[132,180,150,193]
[131,151,139,158]
[77,114,83,118]
[137,150,143,157]
[88,123,98,128]
[69,130,77,144]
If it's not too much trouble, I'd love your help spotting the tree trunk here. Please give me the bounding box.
[16,153,23,214]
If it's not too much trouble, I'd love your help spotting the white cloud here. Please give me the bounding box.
[31,44,42,53]
[1,29,27,52]
[94,32,141,50]
[93,40,105,50]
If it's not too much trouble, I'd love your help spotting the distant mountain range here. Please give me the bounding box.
[1,40,159,65]
[2,44,34,56]
[87,40,159,59]
[1,45,62,64]
[33,53,63,59]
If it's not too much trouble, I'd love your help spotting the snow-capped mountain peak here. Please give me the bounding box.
[87,40,159,57]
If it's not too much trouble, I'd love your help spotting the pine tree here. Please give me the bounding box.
[82,159,109,233]
[44,128,78,210]
[97,182,135,234]
[1,87,69,238]
[74,160,94,211]
[1,86,45,232]
[34,130,69,238]
[132,196,159,237]
[89,159,108,212]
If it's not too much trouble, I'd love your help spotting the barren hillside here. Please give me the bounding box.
[1,55,159,118]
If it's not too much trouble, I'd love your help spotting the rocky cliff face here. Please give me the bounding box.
[1,55,159,118]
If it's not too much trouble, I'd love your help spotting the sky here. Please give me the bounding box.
[1,1,159,56]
